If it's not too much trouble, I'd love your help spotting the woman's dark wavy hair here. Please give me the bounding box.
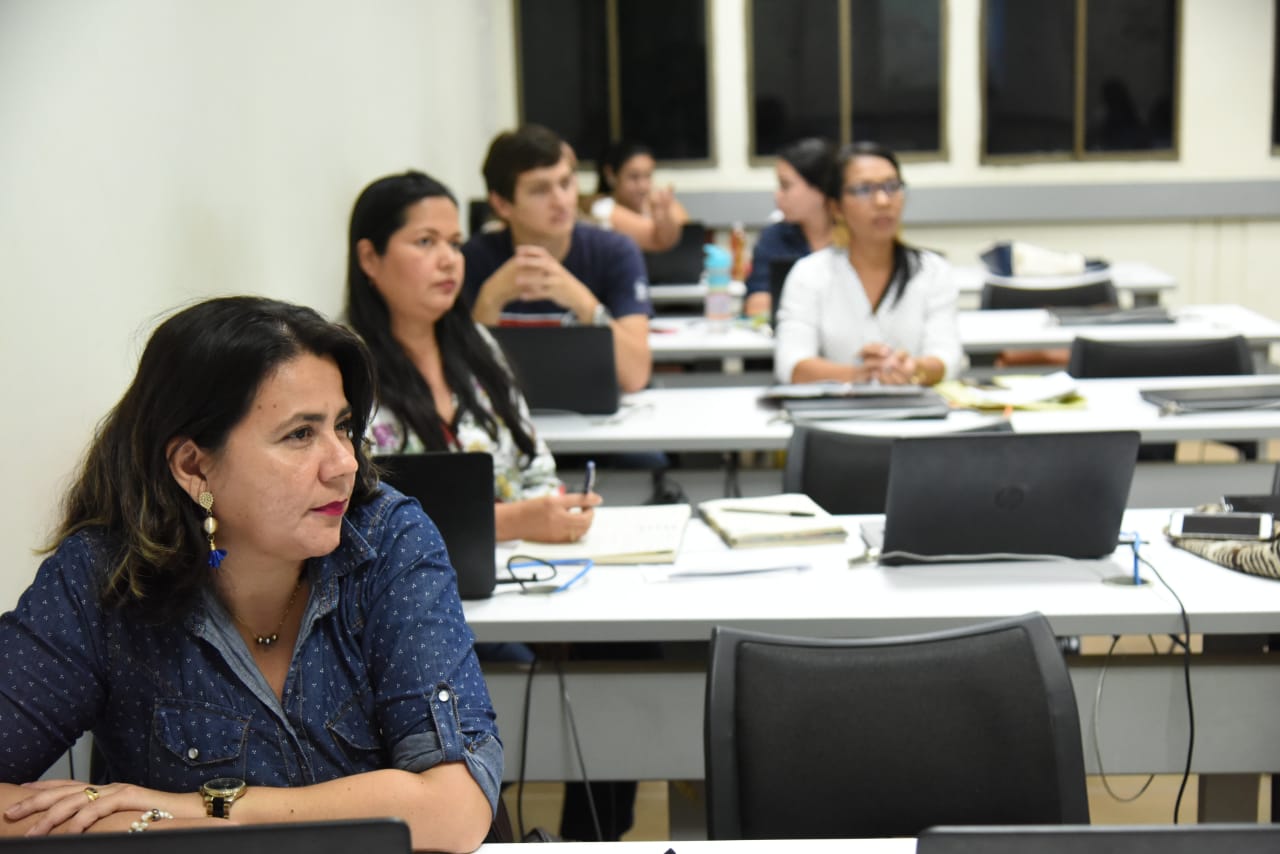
[777,137,836,191]
[825,141,921,307]
[344,170,537,460]
[595,140,653,197]
[52,296,380,619]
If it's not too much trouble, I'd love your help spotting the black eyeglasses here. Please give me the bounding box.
[843,179,906,200]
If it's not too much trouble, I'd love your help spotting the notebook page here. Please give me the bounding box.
[511,504,693,564]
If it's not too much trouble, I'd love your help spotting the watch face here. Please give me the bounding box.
[204,777,245,796]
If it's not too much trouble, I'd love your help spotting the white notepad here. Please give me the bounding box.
[510,504,693,564]
[699,493,848,548]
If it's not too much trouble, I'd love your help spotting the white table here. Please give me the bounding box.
[468,510,1280,824]
[647,305,1280,365]
[531,375,1280,455]
[648,260,1177,309]
[957,304,1280,357]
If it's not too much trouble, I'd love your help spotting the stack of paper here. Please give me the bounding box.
[699,493,848,548]
[511,504,692,564]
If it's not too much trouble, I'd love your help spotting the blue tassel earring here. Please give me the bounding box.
[198,490,227,568]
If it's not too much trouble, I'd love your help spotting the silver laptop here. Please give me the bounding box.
[878,431,1139,565]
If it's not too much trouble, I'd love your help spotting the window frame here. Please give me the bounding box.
[979,0,1181,165]
[745,0,949,167]
[512,0,717,171]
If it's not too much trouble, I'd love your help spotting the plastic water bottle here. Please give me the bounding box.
[703,244,733,333]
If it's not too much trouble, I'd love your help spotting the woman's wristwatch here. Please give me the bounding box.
[201,777,247,818]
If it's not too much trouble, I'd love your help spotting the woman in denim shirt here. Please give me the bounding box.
[0,297,500,851]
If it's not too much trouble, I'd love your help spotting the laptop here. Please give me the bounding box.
[643,222,705,285]
[1049,305,1173,325]
[762,382,951,421]
[918,823,1280,854]
[878,431,1139,565]
[1140,383,1280,416]
[490,325,620,415]
[0,819,410,854]
[375,452,497,599]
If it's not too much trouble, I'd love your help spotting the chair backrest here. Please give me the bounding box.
[980,280,1117,310]
[782,421,1012,515]
[643,222,706,284]
[1067,334,1253,378]
[468,198,494,237]
[768,256,800,328]
[704,613,1089,840]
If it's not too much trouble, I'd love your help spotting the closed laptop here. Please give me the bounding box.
[880,431,1139,565]
[1140,383,1280,416]
[0,819,410,854]
[919,823,1280,854]
[376,452,497,599]
[490,325,620,415]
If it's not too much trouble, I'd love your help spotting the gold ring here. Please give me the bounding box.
[84,786,100,802]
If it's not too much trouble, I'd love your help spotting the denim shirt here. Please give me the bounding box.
[0,486,502,813]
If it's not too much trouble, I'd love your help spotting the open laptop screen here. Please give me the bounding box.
[880,431,1139,565]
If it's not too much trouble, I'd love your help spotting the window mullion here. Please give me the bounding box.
[1073,0,1088,158]
[839,0,852,145]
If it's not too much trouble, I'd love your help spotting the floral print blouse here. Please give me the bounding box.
[367,328,562,502]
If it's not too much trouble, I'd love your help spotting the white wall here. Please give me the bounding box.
[2,0,1278,610]
[0,0,514,609]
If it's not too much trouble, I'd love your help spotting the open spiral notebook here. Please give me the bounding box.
[506,504,693,564]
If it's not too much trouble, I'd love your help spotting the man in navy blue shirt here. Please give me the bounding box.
[462,125,652,392]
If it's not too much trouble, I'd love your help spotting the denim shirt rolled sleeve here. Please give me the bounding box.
[0,487,502,815]
[354,494,502,810]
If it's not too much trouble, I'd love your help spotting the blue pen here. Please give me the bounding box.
[582,460,597,496]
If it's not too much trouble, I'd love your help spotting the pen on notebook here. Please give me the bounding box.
[720,507,815,517]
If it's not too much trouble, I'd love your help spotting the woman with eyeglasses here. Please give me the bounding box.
[773,142,963,386]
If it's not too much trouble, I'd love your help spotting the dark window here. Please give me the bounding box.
[983,0,1178,160]
[749,0,944,158]
[617,0,709,160]
[1084,1,1176,152]
[517,0,608,157]
[517,0,709,163]
[984,0,1075,156]
[751,0,842,156]
[850,0,942,153]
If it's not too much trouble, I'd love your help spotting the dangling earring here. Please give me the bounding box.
[198,490,227,569]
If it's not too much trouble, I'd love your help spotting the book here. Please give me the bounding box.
[699,493,848,548]
[510,504,692,564]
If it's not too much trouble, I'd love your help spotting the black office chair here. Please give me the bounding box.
[643,222,706,285]
[1067,334,1253,378]
[1067,335,1255,460]
[980,279,1117,310]
[767,256,800,328]
[781,422,1012,515]
[704,613,1090,840]
[468,198,495,237]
